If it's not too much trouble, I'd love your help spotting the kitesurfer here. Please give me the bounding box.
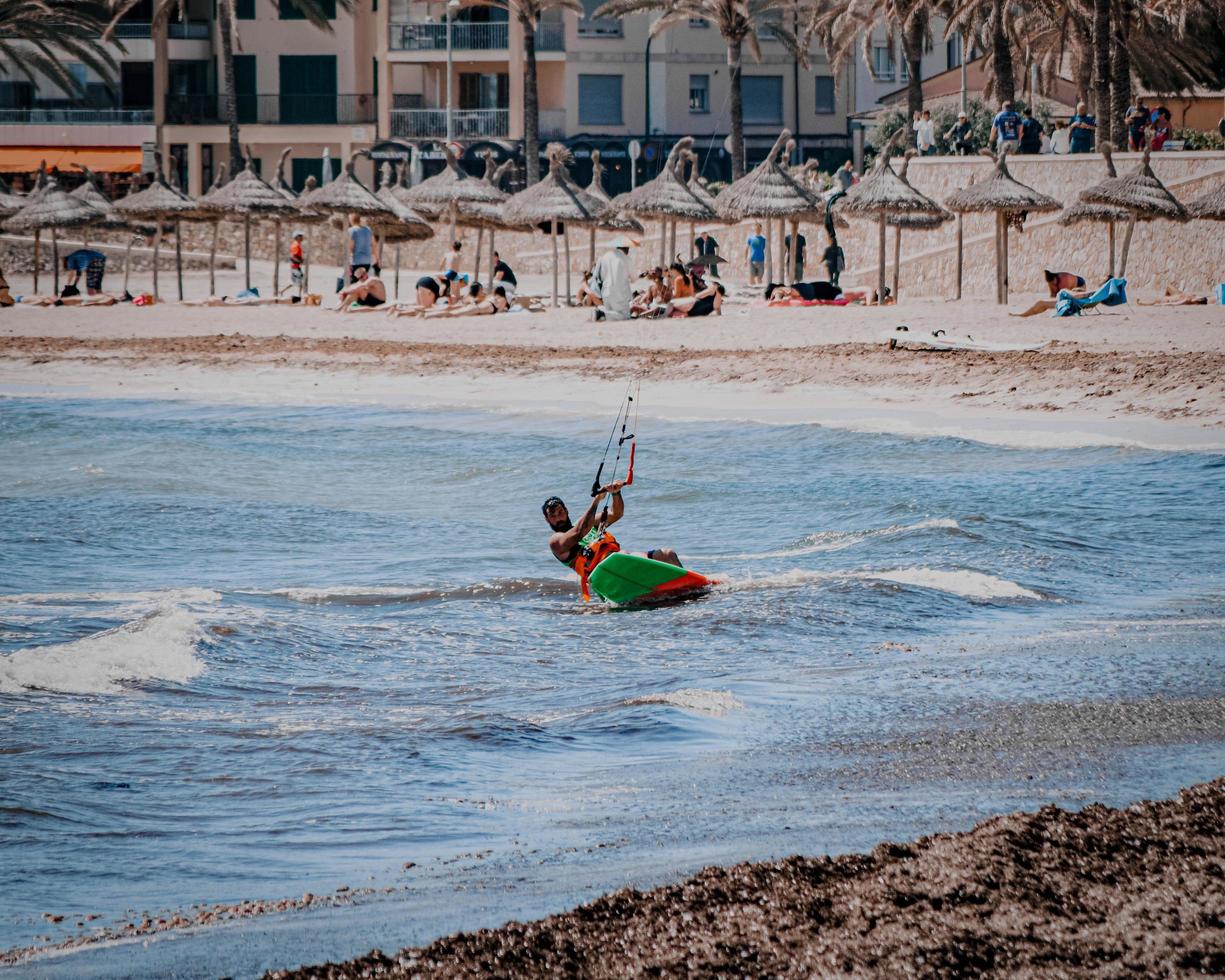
[544,482,681,585]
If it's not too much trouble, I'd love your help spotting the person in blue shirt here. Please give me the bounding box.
[990,100,1022,148]
[745,222,767,285]
[347,213,378,283]
[1069,101,1096,153]
[62,248,108,295]
[1019,108,1043,153]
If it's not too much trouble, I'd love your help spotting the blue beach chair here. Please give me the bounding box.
[1054,277,1128,316]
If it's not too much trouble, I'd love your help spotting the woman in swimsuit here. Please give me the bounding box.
[664,282,725,318]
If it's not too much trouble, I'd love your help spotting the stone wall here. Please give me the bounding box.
[1,232,234,274]
[834,151,1225,298]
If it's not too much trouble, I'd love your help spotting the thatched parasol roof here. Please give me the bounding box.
[503,143,603,225]
[614,137,716,221]
[2,178,102,233]
[202,150,301,218]
[66,166,127,230]
[683,150,720,213]
[715,132,824,221]
[944,146,1061,216]
[269,148,297,202]
[1079,145,1185,220]
[375,163,434,241]
[0,175,25,218]
[299,151,394,217]
[112,159,202,220]
[841,133,947,218]
[1060,201,1131,226]
[401,144,508,210]
[584,150,645,234]
[455,158,532,231]
[885,151,952,228]
[1183,179,1224,221]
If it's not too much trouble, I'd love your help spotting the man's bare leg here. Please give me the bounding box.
[645,547,682,567]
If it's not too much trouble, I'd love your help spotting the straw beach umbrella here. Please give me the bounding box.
[1185,178,1225,221]
[2,177,101,294]
[1059,152,1129,280]
[1079,145,1187,277]
[459,152,512,283]
[885,152,952,301]
[374,162,434,299]
[616,137,715,270]
[300,151,395,292]
[504,143,603,307]
[196,163,230,297]
[401,144,507,246]
[945,146,1061,304]
[715,131,824,283]
[840,132,946,303]
[112,153,202,300]
[0,176,22,218]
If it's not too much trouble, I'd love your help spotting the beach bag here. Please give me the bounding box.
[133,293,156,306]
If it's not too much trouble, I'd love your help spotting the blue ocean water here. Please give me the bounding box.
[2,396,1224,974]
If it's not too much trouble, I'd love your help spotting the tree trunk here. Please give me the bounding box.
[218,0,243,177]
[1092,0,1112,145]
[991,0,1015,103]
[903,16,926,122]
[728,38,745,180]
[523,19,541,185]
[1110,20,1131,151]
[1075,27,1093,107]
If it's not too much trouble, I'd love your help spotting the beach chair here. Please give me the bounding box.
[1054,277,1127,317]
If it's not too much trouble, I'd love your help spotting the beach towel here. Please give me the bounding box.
[1054,277,1127,317]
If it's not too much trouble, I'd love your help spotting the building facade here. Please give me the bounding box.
[2,0,859,196]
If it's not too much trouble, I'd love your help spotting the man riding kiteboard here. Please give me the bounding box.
[544,481,682,601]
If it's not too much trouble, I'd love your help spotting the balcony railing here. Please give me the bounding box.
[535,21,564,50]
[165,93,375,126]
[0,107,153,125]
[111,20,210,39]
[389,21,508,50]
[390,108,508,139]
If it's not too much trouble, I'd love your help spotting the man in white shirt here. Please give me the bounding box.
[913,109,936,155]
[591,237,635,321]
[1049,120,1072,154]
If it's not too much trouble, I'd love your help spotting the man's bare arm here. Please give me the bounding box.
[550,492,607,560]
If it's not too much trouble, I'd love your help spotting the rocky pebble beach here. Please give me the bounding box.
[267,778,1225,979]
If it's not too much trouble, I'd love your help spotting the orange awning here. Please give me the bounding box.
[0,146,142,174]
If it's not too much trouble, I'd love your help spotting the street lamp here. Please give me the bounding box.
[446,0,461,142]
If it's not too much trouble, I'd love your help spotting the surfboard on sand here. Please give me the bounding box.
[884,326,1047,353]
[587,553,716,605]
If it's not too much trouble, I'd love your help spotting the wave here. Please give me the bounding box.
[0,587,222,609]
[623,688,744,715]
[717,566,1043,602]
[242,578,574,606]
[0,607,207,695]
[706,518,964,561]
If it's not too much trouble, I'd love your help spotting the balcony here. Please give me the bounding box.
[390,108,509,139]
[165,93,375,126]
[0,107,153,125]
[111,20,211,39]
[389,21,508,50]
[535,22,565,51]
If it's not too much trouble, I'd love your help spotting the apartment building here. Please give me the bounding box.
[2,0,858,197]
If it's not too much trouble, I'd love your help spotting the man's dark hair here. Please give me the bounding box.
[469,282,482,297]
[453,240,462,250]
[715,283,726,296]
[542,496,565,515]
[494,285,506,298]
[1023,107,1033,117]
[764,282,781,300]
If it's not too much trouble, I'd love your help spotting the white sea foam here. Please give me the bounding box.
[624,688,745,715]
[0,607,207,695]
[243,585,435,604]
[0,587,222,609]
[719,566,1042,602]
[712,518,962,561]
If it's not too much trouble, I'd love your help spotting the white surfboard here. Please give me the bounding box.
[884,326,1048,353]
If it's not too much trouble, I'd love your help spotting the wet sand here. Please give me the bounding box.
[267,777,1225,979]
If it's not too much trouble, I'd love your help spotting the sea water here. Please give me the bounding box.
[2,397,1224,975]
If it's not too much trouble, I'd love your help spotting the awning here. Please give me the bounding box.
[0,147,142,174]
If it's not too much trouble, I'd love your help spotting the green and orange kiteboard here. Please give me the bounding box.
[586,552,716,605]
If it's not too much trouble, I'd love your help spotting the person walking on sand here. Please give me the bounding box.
[745,223,767,285]
[347,214,377,283]
[591,236,634,322]
[279,231,306,298]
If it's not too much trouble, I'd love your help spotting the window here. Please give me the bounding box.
[280,54,337,123]
[67,63,88,97]
[235,0,254,18]
[688,17,707,27]
[578,74,622,125]
[872,45,894,80]
[946,35,961,69]
[814,75,835,114]
[459,72,509,110]
[279,0,335,19]
[688,74,708,113]
[741,75,782,124]
[578,0,622,36]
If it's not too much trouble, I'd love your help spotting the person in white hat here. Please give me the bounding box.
[945,110,975,156]
[591,236,635,322]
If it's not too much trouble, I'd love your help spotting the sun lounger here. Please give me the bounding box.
[1054,277,1127,317]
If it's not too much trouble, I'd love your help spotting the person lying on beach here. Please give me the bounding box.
[1010,286,1096,317]
[655,282,725,318]
[421,283,510,318]
[765,281,843,304]
[1044,269,1086,297]
[1138,287,1209,306]
[410,271,457,310]
[336,267,387,311]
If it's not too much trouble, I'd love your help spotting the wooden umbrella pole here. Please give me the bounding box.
[1108,220,1117,278]
[123,235,134,295]
[688,221,695,260]
[175,219,183,300]
[993,213,1004,305]
[488,229,496,286]
[658,218,666,269]
[274,219,282,296]
[304,232,311,294]
[791,220,800,283]
[208,221,218,296]
[563,224,572,305]
[33,229,40,294]
[550,219,559,307]
[152,214,163,299]
[954,213,963,300]
[1118,214,1135,276]
[395,244,401,300]
[473,226,484,283]
[876,214,886,305]
[337,222,347,292]
[777,219,786,285]
[588,226,596,270]
[52,227,59,295]
[243,215,251,290]
[448,201,457,246]
[1001,213,1010,304]
[669,219,677,263]
[765,218,773,284]
[891,225,901,302]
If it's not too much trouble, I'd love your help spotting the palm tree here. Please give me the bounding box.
[812,0,932,121]
[944,0,1017,102]
[593,0,811,180]
[109,0,352,178]
[466,0,584,185]
[1,1,119,100]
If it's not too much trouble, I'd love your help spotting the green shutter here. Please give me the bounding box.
[279,55,337,123]
[279,0,336,19]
